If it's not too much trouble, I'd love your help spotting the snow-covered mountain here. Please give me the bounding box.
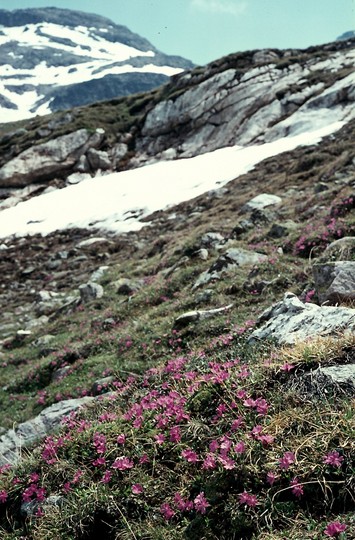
[0,8,194,122]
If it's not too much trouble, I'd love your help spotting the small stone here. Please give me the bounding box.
[245,193,282,211]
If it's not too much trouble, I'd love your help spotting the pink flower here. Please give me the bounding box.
[324,521,347,537]
[0,490,8,503]
[209,439,219,452]
[131,483,143,495]
[169,426,181,443]
[92,457,106,467]
[112,457,134,470]
[194,492,210,514]
[230,416,244,431]
[154,433,166,445]
[160,502,175,520]
[139,453,149,464]
[29,472,40,483]
[101,471,112,484]
[181,448,199,463]
[174,492,193,512]
[116,434,126,445]
[219,456,235,470]
[290,477,304,498]
[202,453,217,470]
[280,363,295,372]
[234,441,246,454]
[323,451,344,468]
[279,451,295,470]
[266,471,277,485]
[238,491,258,507]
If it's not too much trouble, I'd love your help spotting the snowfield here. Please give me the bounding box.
[0,121,345,241]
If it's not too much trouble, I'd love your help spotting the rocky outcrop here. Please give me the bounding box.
[137,44,355,158]
[0,397,94,465]
[250,292,355,344]
[0,129,105,187]
[313,261,355,305]
[193,248,268,289]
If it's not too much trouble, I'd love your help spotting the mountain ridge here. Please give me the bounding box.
[0,7,194,122]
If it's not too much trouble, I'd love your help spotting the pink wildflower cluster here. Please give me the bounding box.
[160,492,210,521]
[238,491,258,507]
[323,451,344,468]
[324,521,347,537]
[278,451,296,470]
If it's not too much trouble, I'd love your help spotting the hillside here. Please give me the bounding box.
[0,36,354,540]
[0,7,193,122]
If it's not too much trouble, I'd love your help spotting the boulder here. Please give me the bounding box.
[193,248,267,289]
[79,282,104,303]
[313,261,355,304]
[292,364,355,398]
[200,232,225,249]
[0,128,104,187]
[267,220,298,238]
[250,292,355,344]
[322,237,355,260]
[0,397,94,465]
[86,148,112,170]
[115,278,143,295]
[244,193,282,211]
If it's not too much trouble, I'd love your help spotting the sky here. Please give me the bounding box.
[1,0,354,65]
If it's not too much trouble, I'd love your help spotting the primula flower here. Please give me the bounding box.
[290,477,304,498]
[0,490,8,503]
[238,491,258,507]
[169,425,181,443]
[323,451,344,468]
[202,454,217,470]
[101,471,112,484]
[174,492,193,512]
[160,502,175,520]
[194,492,210,514]
[324,521,347,537]
[279,451,296,470]
[234,441,246,454]
[209,439,219,452]
[154,433,166,445]
[266,471,278,485]
[131,483,143,494]
[219,456,235,470]
[139,453,149,464]
[280,363,295,372]
[116,434,126,445]
[181,448,199,463]
[112,457,134,470]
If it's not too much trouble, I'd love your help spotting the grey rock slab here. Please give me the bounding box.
[0,397,94,466]
[193,248,267,289]
[292,364,355,398]
[245,193,282,211]
[86,148,112,170]
[313,261,355,304]
[250,292,355,345]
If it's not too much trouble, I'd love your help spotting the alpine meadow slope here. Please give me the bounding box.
[0,22,354,540]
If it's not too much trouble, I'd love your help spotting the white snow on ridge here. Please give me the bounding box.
[0,121,345,240]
